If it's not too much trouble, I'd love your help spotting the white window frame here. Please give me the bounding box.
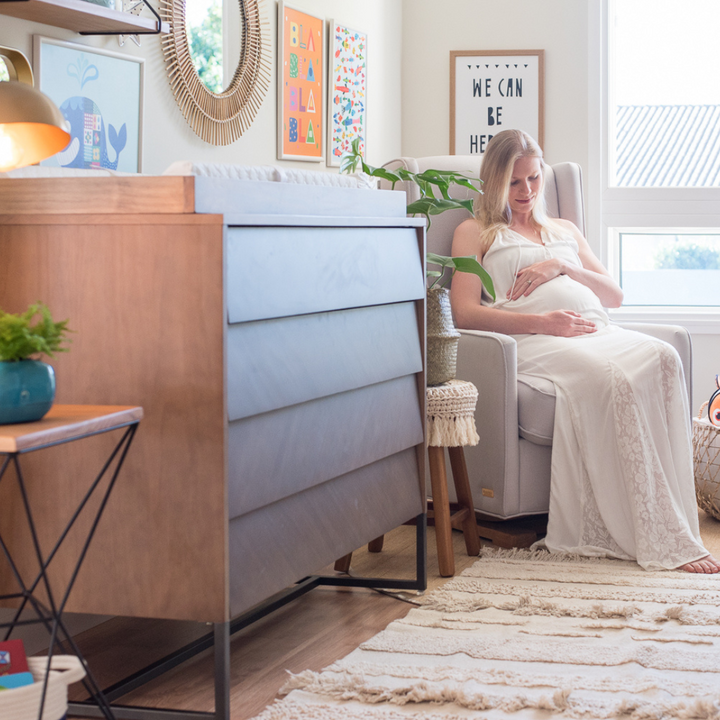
[588,0,720,333]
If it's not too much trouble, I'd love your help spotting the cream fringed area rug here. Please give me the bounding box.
[252,548,720,720]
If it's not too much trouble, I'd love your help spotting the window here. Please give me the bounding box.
[602,0,720,313]
[618,230,720,306]
[610,0,720,189]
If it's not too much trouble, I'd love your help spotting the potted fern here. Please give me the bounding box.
[341,140,494,384]
[0,303,71,424]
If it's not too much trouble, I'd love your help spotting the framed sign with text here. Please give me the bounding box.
[277,1,325,162]
[450,50,544,155]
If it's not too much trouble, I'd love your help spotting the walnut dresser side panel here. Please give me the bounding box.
[0,196,228,623]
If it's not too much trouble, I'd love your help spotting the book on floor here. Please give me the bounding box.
[0,639,29,676]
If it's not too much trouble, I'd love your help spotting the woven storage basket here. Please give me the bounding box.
[0,655,85,720]
[693,402,720,520]
[427,287,461,386]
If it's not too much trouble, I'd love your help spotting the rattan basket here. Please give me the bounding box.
[693,402,720,520]
[0,655,85,720]
[427,287,461,386]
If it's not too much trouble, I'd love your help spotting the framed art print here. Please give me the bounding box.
[33,36,144,172]
[277,1,325,162]
[327,21,367,167]
[450,50,544,155]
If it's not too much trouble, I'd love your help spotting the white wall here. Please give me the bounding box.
[0,0,402,174]
[400,0,589,170]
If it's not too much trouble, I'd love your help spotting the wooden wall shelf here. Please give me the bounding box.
[0,0,169,35]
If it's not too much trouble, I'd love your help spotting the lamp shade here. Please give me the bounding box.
[0,80,71,172]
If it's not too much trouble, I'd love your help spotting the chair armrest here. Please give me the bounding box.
[456,330,520,511]
[614,322,692,404]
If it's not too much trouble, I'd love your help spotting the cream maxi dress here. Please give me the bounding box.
[480,226,707,570]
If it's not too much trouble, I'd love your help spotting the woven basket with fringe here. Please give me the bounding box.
[426,380,480,448]
[427,288,461,386]
[693,401,720,520]
[0,655,85,720]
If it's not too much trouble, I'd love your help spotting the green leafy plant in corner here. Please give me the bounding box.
[0,303,72,362]
[340,138,480,222]
[341,139,495,300]
[426,252,494,295]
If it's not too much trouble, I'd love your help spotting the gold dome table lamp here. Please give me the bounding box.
[0,46,70,172]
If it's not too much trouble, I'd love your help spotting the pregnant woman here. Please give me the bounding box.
[451,129,719,573]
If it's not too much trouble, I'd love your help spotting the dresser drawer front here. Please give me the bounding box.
[226,226,424,323]
[227,302,422,421]
[227,374,423,519]
[228,448,423,617]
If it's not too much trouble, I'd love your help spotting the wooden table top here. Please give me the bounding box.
[0,405,143,453]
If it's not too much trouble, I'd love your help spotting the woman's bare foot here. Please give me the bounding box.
[679,554,720,573]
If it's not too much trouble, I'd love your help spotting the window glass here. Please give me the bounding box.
[611,0,720,187]
[619,231,720,305]
[186,0,223,94]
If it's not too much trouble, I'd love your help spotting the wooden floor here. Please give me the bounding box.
[61,509,720,719]
[66,525,484,720]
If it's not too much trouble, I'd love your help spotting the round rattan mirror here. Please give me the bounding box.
[160,0,270,145]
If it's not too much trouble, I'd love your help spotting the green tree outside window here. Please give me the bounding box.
[188,0,223,94]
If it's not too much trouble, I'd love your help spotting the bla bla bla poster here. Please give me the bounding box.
[283,8,323,159]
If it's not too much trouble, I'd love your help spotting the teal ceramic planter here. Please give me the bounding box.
[0,360,55,424]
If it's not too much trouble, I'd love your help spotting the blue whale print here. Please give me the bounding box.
[56,96,127,170]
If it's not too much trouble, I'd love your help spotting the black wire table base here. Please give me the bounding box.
[66,514,428,720]
[0,420,140,720]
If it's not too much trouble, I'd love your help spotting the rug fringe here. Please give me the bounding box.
[276,670,720,720]
[480,546,608,564]
[323,660,717,702]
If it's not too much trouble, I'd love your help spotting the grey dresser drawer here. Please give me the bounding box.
[226,226,425,323]
[227,447,423,616]
[227,374,423,518]
[226,301,422,421]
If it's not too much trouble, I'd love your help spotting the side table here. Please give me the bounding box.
[427,380,481,577]
[0,404,143,720]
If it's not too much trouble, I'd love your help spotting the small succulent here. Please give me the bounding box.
[0,303,72,362]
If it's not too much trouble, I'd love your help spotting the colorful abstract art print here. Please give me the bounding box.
[34,36,144,172]
[327,22,367,167]
[277,2,324,162]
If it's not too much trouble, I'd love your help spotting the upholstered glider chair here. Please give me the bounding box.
[380,156,692,534]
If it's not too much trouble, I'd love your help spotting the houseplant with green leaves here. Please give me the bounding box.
[341,140,494,384]
[0,302,71,423]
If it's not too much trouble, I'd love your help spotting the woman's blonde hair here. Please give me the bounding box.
[474,129,558,255]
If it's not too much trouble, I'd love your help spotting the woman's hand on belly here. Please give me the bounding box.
[540,310,597,337]
[511,259,566,301]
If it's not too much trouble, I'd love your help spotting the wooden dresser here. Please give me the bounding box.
[0,176,426,623]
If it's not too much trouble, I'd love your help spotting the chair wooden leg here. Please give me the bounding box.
[334,553,352,573]
[448,446,481,557]
[368,535,384,553]
[428,445,455,577]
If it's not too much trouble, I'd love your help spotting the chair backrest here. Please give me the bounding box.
[380,156,585,259]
